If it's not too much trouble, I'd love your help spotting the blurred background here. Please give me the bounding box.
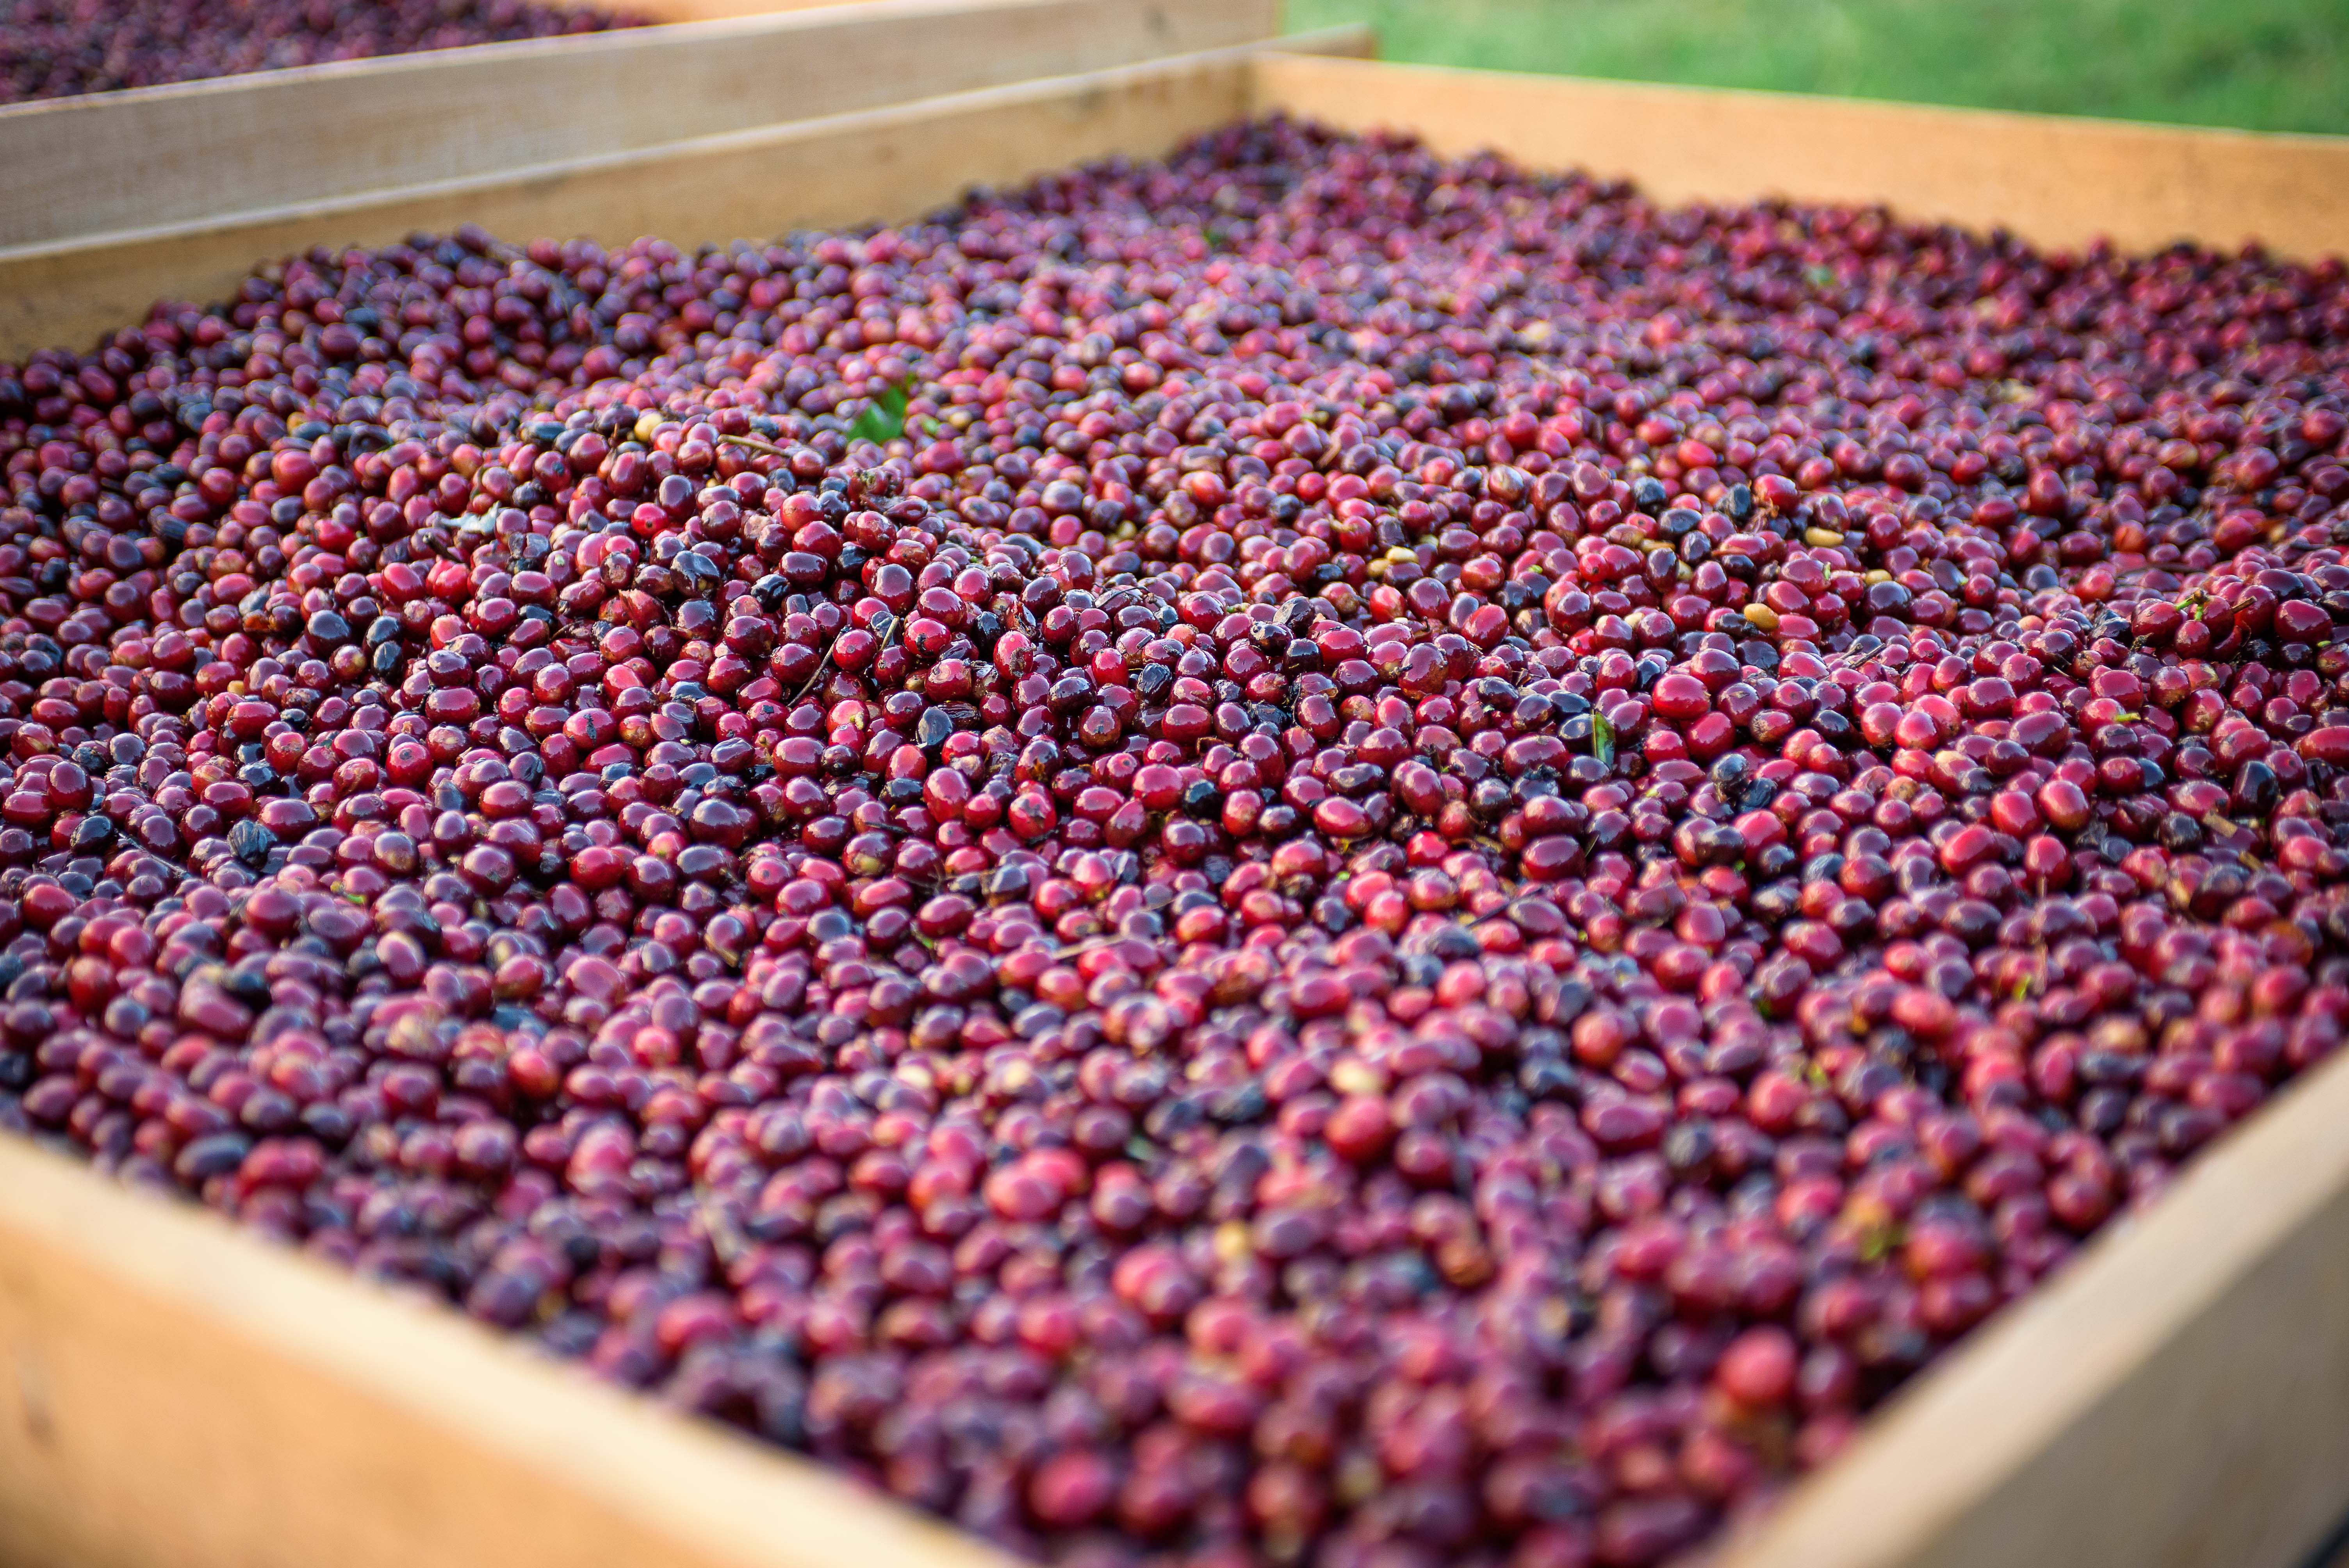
[1289,0,2349,134]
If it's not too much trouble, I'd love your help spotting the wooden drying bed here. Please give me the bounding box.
[5,36,2349,1568]
[0,27,1375,361]
[0,0,1283,250]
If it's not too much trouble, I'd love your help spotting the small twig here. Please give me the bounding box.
[716,433,790,459]
[790,612,902,705]
[1028,934,1131,963]
[791,630,845,702]
[699,1192,748,1268]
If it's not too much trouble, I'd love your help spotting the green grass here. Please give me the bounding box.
[1286,0,2349,135]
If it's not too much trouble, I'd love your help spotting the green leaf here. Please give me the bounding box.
[1591,708,1615,768]
[1857,1223,1907,1265]
[847,378,913,447]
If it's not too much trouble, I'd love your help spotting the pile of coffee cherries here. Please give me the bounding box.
[2,118,2347,1568]
[0,0,645,103]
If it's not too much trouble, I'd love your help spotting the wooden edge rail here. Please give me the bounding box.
[0,26,1374,363]
[584,0,911,22]
[0,0,1283,250]
[1250,53,2349,263]
[511,0,907,23]
[0,1131,1019,1568]
[1702,1038,2349,1568]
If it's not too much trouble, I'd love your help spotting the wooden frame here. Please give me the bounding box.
[0,1131,1014,1568]
[4,38,2349,1568]
[567,0,897,20]
[0,30,1374,361]
[0,0,1282,250]
[1709,1041,2349,1568]
[8,37,2346,360]
[1253,55,2349,264]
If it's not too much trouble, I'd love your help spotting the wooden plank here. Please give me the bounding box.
[1703,1039,2349,1568]
[0,29,1372,362]
[540,0,847,17]
[619,0,907,18]
[542,0,878,18]
[1251,53,2349,261]
[584,0,848,17]
[0,0,1282,249]
[0,1133,1017,1568]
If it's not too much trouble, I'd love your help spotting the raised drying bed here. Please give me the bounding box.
[4,37,2349,1568]
[0,25,1372,361]
[0,0,1283,252]
[0,0,853,112]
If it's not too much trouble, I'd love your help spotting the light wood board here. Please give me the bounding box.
[0,1132,1016,1568]
[0,0,1280,249]
[1702,1039,2349,1568]
[0,29,1372,362]
[586,0,893,19]
[1254,53,2349,262]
